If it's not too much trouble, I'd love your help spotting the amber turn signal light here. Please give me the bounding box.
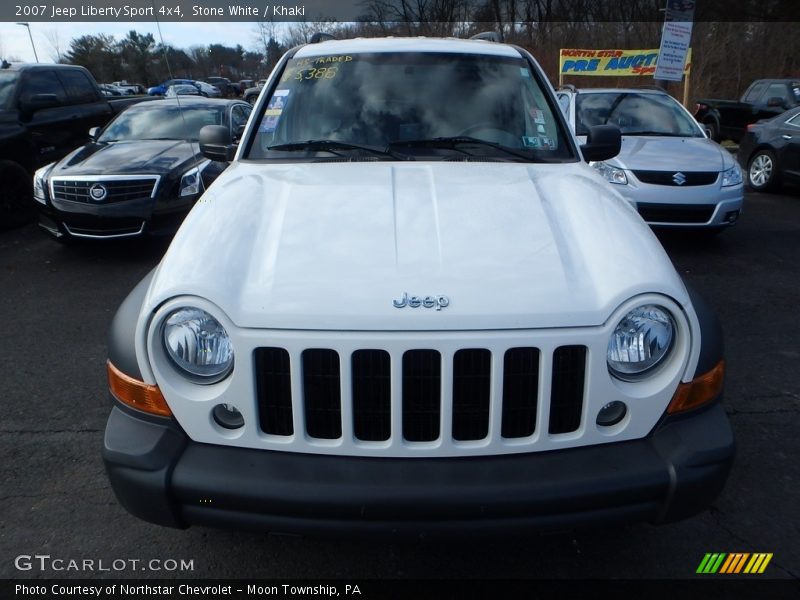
[667,360,725,414]
[107,360,172,417]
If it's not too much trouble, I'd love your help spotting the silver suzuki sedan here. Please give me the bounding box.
[557,87,744,234]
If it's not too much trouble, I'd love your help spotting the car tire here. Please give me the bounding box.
[703,118,721,142]
[747,149,781,192]
[0,161,35,230]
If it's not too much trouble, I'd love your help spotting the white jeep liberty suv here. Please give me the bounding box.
[103,37,733,537]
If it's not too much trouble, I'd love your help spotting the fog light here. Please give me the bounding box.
[213,403,244,429]
[725,210,740,223]
[597,401,627,427]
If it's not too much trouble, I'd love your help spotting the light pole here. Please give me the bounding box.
[16,22,39,63]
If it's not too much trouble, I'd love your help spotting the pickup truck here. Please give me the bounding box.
[0,61,151,228]
[694,79,800,143]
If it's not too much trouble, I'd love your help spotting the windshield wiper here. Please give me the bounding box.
[388,136,547,162]
[268,140,402,159]
[623,131,688,137]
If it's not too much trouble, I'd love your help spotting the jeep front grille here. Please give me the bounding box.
[254,345,586,445]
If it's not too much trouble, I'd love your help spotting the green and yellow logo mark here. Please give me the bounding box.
[696,553,773,574]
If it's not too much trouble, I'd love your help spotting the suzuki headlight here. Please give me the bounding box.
[607,305,675,379]
[179,160,210,197]
[721,163,743,187]
[33,163,54,204]
[162,307,233,383]
[591,161,628,185]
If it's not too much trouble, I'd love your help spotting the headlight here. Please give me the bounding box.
[179,160,211,197]
[721,163,743,187]
[33,163,54,204]
[591,161,628,185]
[162,307,234,383]
[607,305,675,379]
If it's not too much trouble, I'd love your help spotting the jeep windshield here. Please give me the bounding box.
[246,52,575,162]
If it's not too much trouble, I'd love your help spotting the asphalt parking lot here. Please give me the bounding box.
[1,189,799,582]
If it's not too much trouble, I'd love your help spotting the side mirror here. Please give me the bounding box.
[766,96,787,109]
[199,125,236,161]
[21,93,60,114]
[580,124,621,162]
[88,126,100,140]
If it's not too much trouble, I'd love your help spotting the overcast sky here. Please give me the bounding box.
[0,22,270,63]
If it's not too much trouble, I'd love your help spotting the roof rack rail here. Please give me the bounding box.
[470,32,502,43]
[309,33,336,44]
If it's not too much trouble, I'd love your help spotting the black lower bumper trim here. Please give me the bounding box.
[103,402,734,537]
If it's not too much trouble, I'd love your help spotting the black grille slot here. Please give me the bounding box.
[352,350,391,441]
[502,348,540,438]
[452,349,491,441]
[637,203,715,224]
[549,346,586,434]
[632,170,718,186]
[402,350,441,442]
[255,347,293,436]
[51,178,157,204]
[302,349,342,439]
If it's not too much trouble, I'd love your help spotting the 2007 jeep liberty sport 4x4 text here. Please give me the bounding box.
[102,37,734,537]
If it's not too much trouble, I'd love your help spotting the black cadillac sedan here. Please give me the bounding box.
[34,97,251,241]
[737,106,800,192]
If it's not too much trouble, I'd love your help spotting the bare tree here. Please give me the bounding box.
[43,28,65,63]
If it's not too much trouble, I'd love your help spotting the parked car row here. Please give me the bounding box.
[147,77,258,98]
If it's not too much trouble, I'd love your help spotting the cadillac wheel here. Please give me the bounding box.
[747,149,779,191]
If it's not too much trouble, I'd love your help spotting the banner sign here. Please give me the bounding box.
[655,0,697,81]
[559,48,692,77]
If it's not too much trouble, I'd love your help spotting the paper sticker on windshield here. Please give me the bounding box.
[539,136,555,149]
[536,124,546,133]
[260,115,280,133]
[265,92,288,117]
[522,136,540,148]
[530,109,545,124]
[520,67,531,78]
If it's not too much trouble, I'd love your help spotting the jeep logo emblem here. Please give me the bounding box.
[393,292,450,311]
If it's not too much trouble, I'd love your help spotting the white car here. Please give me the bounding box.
[557,87,744,234]
[103,37,733,536]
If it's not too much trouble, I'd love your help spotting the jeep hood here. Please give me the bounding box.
[146,161,688,330]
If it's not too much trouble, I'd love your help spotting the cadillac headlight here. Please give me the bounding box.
[179,160,211,197]
[162,307,233,383]
[33,163,54,204]
[591,161,628,185]
[721,164,743,187]
[607,305,675,379]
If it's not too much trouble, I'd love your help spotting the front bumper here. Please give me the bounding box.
[619,179,744,229]
[103,401,734,538]
[37,194,193,240]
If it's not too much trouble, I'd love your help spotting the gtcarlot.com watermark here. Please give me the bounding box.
[14,554,194,573]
